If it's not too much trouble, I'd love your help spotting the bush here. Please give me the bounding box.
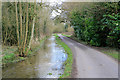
[3,53,15,60]
[70,3,120,48]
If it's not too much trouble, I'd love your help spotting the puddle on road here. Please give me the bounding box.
[2,36,67,78]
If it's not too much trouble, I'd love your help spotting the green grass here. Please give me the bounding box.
[2,47,27,66]
[54,34,73,78]
[99,48,119,60]
[105,52,118,60]
[2,46,18,65]
[48,73,52,75]
[3,53,16,63]
[62,34,71,37]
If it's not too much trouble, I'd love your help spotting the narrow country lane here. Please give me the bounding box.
[58,34,118,78]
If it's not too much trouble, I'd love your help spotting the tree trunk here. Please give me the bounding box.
[15,2,20,53]
[23,3,28,54]
[26,0,36,53]
[35,25,38,41]
[27,17,35,52]
[4,28,8,45]
[22,7,26,49]
[19,2,23,56]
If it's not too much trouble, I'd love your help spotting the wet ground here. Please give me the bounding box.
[2,36,67,78]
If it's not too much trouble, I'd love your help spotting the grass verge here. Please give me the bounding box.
[94,47,119,60]
[62,34,72,38]
[54,34,73,78]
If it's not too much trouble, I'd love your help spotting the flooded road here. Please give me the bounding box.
[2,36,67,78]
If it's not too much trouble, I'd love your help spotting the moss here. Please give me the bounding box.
[19,57,25,60]
[48,73,52,75]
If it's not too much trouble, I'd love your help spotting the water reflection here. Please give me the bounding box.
[2,36,67,78]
